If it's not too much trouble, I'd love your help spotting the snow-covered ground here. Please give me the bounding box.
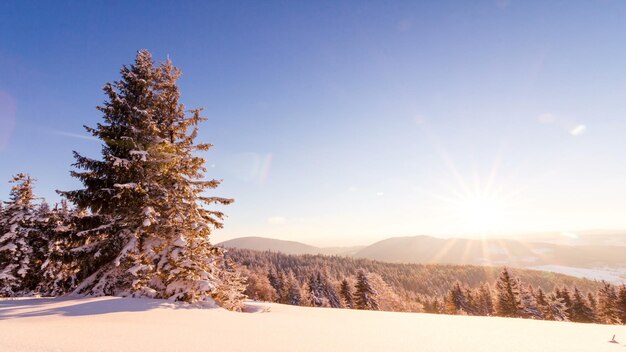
[1,297,625,352]
[531,265,626,284]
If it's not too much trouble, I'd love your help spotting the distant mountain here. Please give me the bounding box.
[352,235,626,267]
[217,236,365,256]
[218,237,320,255]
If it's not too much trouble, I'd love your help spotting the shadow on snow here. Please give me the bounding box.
[0,296,193,319]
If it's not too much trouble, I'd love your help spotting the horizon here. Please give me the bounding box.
[3,1,626,246]
[214,229,626,247]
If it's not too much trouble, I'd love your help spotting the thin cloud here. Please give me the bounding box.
[267,216,287,225]
[537,113,555,124]
[570,124,586,136]
[49,129,99,142]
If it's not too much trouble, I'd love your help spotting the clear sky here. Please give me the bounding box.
[2,1,626,246]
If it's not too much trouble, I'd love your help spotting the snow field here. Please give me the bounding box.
[1,297,625,352]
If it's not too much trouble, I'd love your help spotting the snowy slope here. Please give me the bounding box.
[1,297,625,352]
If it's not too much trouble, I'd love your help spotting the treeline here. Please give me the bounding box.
[0,50,245,310]
[225,248,626,324]
[444,268,626,324]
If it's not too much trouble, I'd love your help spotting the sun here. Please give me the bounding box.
[456,195,506,233]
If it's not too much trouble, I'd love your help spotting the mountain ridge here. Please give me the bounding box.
[218,234,626,283]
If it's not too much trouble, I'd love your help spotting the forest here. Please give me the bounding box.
[226,247,626,324]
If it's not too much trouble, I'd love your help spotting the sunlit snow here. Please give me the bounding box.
[0,297,624,352]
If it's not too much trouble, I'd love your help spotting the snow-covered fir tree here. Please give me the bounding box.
[546,293,569,321]
[307,274,324,306]
[445,282,471,315]
[284,271,302,306]
[241,268,276,302]
[306,272,340,308]
[618,285,626,324]
[596,281,621,324]
[587,292,597,315]
[556,287,573,319]
[0,174,46,296]
[37,200,81,296]
[212,257,247,311]
[495,268,521,317]
[320,273,340,308]
[354,269,379,310]
[535,287,551,318]
[476,283,494,316]
[59,50,242,308]
[340,278,354,309]
[519,284,542,319]
[570,287,595,323]
[267,269,286,303]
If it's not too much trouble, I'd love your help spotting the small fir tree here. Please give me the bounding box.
[445,282,470,315]
[519,284,542,319]
[212,257,247,311]
[284,272,302,306]
[477,283,495,316]
[556,287,573,318]
[587,292,598,320]
[535,287,550,318]
[495,268,521,317]
[307,273,324,306]
[37,200,83,296]
[617,285,626,325]
[0,174,45,296]
[546,293,569,321]
[267,268,285,302]
[597,281,621,324]
[340,278,354,309]
[354,269,379,310]
[306,272,340,307]
[319,272,341,308]
[570,287,594,323]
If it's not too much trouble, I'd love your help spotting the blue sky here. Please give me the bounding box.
[2,1,626,245]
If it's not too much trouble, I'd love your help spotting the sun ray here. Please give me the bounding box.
[429,237,459,264]
[459,237,477,265]
[479,235,493,266]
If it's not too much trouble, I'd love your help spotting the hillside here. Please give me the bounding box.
[1,297,624,352]
[219,237,321,255]
[218,236,364,256]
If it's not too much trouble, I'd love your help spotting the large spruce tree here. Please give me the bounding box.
[61,50,239,306]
